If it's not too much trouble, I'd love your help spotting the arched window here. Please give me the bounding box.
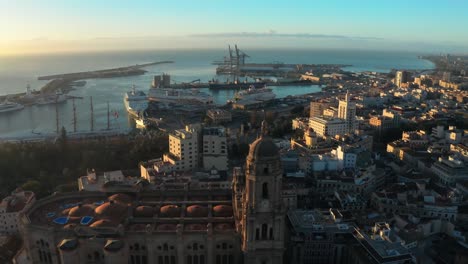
[255,228,260,240]
[262,183,268,199]
[262,224,268,240]
[269,227,274,239]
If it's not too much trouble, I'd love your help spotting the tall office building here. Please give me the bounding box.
[338,91,356,134]
[395,70,411,87]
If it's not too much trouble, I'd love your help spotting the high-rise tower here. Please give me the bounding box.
[338,90,356,134]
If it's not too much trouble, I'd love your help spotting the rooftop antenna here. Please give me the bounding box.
[90,96,94,131]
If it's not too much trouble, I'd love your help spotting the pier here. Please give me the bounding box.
[37,61,174,80]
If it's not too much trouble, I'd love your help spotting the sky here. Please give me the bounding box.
[0,0,467,55]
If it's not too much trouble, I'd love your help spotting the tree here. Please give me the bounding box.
[21,180,42,196]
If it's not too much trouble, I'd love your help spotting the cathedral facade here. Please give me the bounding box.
[18,132,286,264]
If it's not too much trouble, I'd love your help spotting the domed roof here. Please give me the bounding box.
[68,204,94,217]
[159,205,181,217]
[212,205,233,217]
[186,205,208,217]
[134,206,154,218]
[248,136,279,159]
[108,193,133,205]
[90,219,116,228]
[94,201,127,219]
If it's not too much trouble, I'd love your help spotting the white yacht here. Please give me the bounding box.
[124,85,148,117]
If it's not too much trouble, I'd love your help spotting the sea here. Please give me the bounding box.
[0,49,435,138]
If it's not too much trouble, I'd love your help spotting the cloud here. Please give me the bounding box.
[189,32,383,41]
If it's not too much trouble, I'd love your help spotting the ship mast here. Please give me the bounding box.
[55,103,59,134]
[72,98,77,133]
[107,101,110,130]
[90,96,94,131]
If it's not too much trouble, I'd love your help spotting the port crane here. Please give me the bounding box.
[213,44,249,76]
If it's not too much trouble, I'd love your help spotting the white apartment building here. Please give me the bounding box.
[332,145,357,170]
[163,125,200,172]
[0,189,35,235]
[309,116,347,137]
[202,127,228,171]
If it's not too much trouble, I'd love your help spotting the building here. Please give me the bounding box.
[286,209,356,264]
[206,109,232,124]
[371,183,459,221]
[0,189,35,235]
[369,109,401,132]
[309,116,347,138]
[395,71,411,87]
[78,170,130,191]
[18,122,289,264]
[291,117,309,131]
[233,123,286,264]
[309,100,331,118]
[202,127,228,171]
[431,156,468,186]
[286,210,412,264]
[163,125,201,172]
[442,71,451,82]
[338,91,356,134]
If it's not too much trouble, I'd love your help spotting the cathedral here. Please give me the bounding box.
[18,123,286,264]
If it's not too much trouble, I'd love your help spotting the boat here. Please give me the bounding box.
[0,99,25,113]
[36,90,67,105]
[147,87,214,107]
[209,81,266,90]
[124,85,148,117]
[230,85,276,103]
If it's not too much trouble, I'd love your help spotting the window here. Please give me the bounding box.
[262,224,268,240]
[262,183,269,199]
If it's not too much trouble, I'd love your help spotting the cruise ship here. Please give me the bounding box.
[147,87,214,107]
[230,85,276,103]
[124,85,148,117]
[0,100,24,113]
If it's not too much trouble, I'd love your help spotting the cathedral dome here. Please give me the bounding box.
[248,136,279,159]
[68,204,94,217]
[108,193,133,205]
[159,205,181,217]
[94,201,127,219]
[212,205,233,217]
[186,205,208,217]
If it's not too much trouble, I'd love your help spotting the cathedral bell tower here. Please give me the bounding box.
[240,121,285,264]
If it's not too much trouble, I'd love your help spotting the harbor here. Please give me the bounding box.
[0,48,434,138]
